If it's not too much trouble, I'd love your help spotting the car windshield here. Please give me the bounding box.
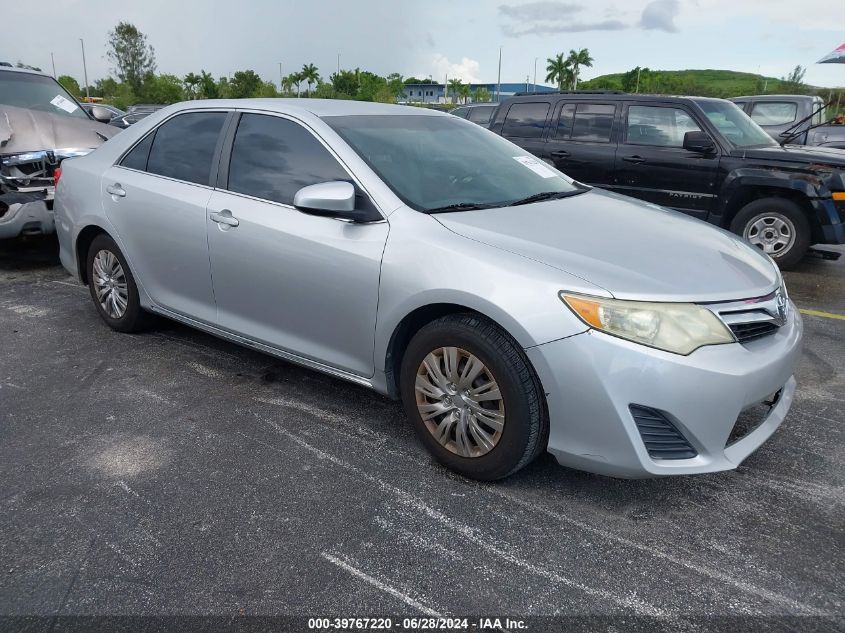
[0,71,89,120]
[325,114,582,212]
[696,100,776,148]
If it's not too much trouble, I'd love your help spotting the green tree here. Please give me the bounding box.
[216,77,232,99]
[473,87,492,102]
[281,74,295,96]
[447,78,463,103]
[545,53,572,91]
[291,72,305,97]
[331,69,360,97]
[140,74,184,104]
[183,72,201,99]
[458,83,471,104]
[301,63,320,96]
[229,70,262,98]
[566,48,593,90]
[107,22,157,93]
[386,73,406,100]
[256,81,279,98]
[57,75,81,97]
[198,71,219,99]
[782,65,806,94]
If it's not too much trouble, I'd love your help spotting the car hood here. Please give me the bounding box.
[0,104,117,155]
[434,189,779,303]
[736,144,845,168]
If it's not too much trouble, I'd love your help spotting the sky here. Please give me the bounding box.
[3,0,844,88]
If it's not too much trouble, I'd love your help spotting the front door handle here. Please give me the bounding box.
[210,209,239,228]
[106,183,126,197]
[621,155,646,164]
[550,150,570,158]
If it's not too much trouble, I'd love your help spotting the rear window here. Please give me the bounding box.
[570,104,615,142]
[749,102,797,126]
[502,102,550,138]
[146,112,227,185]
[451,107,469,119]
[467,105,495,125]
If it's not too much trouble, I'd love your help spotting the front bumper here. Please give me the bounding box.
[526,304,803,478]
[0,191,54,239]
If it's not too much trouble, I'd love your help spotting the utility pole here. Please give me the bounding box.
[51,52,57,79]
[496,46,502,102]
[444,73,448,104]
[526,74,529,93]
[533,57,537,92]
[279,62,283,91]
[337,53,340,77]
[79,39,90,101]
[635,67,641,93]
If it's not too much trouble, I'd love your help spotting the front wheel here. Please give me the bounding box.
[400,313,548,481]
[730,198,811,270]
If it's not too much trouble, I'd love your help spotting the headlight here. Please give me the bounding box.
[560,292,734,355]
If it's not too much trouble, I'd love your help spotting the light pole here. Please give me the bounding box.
[337,53,340,77]
[279,62,283,91]
[533,57,537,92]
[80,39,90,101]
[51,52,57,79]
[496,46,502,102]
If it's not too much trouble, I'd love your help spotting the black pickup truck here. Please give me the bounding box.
[489,92,845,268]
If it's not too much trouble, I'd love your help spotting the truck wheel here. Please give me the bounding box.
[730,198,811,270]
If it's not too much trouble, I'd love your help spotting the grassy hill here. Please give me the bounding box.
[580,68,839,99]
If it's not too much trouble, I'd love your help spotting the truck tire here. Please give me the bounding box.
[730,198,811,270]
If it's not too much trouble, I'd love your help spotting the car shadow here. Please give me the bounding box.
[0,235,61,271]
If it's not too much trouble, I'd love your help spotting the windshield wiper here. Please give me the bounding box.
[506,189,586,207]
[426,202,494,214]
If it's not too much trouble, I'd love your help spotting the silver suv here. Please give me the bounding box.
[54,99,802,480]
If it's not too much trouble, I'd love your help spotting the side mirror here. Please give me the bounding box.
[683,131,716,154]
[88,105,114,123]
[293,181,381,223]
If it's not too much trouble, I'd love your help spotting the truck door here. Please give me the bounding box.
[543,101,618,187]
[613,102,719,219]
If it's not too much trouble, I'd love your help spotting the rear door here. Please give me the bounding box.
[498,101,552,159]
[543,101,618,186]
[101,110,229,323]
[613,102,719,218]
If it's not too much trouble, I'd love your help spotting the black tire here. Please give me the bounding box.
[86,233,152,333]
[730,198,811,270]
[399,313,548,481]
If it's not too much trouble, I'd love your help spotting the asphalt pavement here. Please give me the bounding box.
[0,237,842,632]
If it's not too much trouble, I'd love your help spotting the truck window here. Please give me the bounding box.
[570,104,615,143]
[625,106,702,147]
[749,102,797,126]
[555,104,576,138]
[502,102,550,139]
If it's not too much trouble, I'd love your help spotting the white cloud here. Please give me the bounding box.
[639,0,680,32]
[427,55,482,83]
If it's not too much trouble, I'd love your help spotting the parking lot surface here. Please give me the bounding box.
[0,238,843,631]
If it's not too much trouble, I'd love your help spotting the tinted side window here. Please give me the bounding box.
[120,132,154,171]
[451,107,469,119]
[571,104,615,142]
[502,102,550,138]
[468,106,495,124]
[555,103,576,138]
[228,114,349,205]
[749,102,797,126]
[626,106,702,147]
[146,112,227,185]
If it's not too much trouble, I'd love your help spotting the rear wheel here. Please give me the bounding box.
[730,198,810,270]
[400,313,547,481]
[86,234,152,332]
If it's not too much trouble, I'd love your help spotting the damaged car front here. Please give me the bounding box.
[0,66,117,239]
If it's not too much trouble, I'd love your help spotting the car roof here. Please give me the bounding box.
[0,66,52,78]
[732,94,820,102]
[163,98,445,118]
[502,92,731,106]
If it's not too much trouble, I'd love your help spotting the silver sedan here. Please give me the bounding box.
[54,99,802,480]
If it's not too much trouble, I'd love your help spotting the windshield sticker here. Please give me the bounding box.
[513,155,557,178]
[50,95,79,114]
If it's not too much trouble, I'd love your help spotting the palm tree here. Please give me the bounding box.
[301,63,320,97]
[545,53,572,91]
[183,72,200,99]
[291,72,304,97]
[281,74,294,96]
[566,48,594,90]
[458,83,471,104]
[447,78,463,104]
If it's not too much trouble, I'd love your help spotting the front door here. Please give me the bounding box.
[206,113,389,377]
[613,103,719,219]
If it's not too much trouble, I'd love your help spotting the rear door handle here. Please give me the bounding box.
[106,183,126,197]
[621,155,646,164]
[550,150,570,158]
[210,209,239,228]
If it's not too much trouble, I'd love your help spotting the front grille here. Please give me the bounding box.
[726,389,781,446]
[729,321,780,343]
[630,405,698,460]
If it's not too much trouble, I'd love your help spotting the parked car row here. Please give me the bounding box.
[53,98,805,481]
[458,91,845,268]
